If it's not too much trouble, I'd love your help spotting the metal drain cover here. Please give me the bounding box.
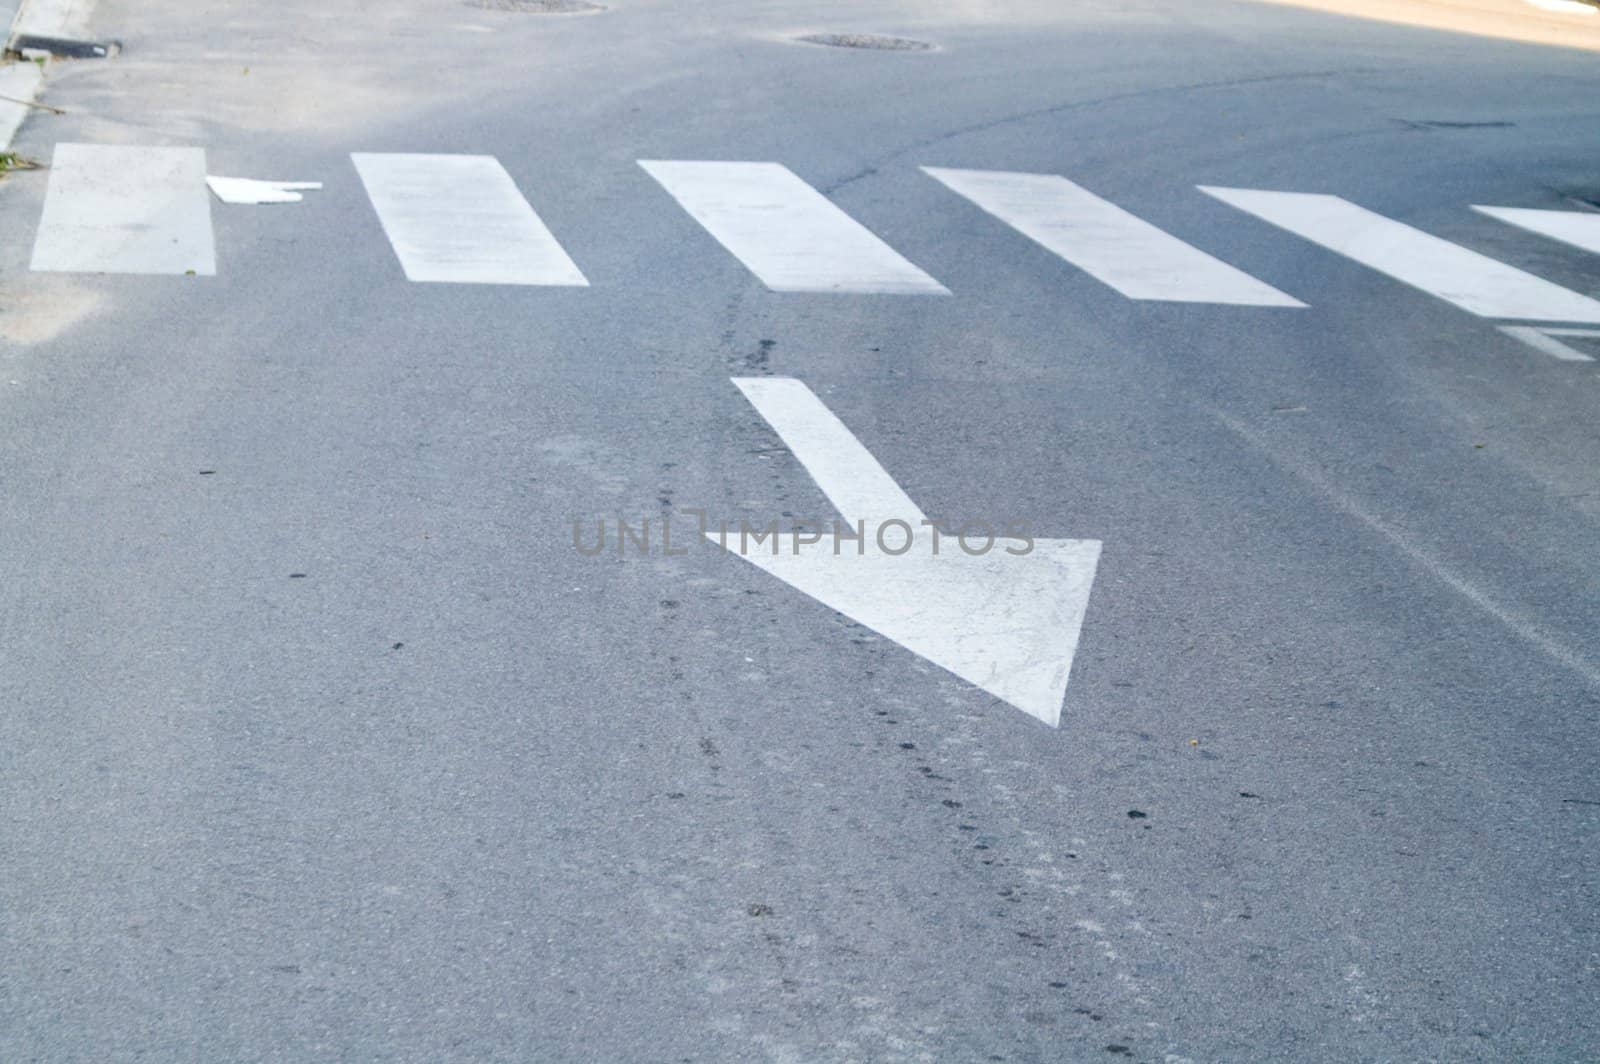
[465,0,604,12]
[795,32,934,51]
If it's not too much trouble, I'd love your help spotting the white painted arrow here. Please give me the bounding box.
[205,176,323,205]
[713,377,1102,727]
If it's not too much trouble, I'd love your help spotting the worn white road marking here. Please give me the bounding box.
[1218,409,1600,693]
[734,378,928,526]
[716,377,1101,727]
[1499,325,1600,362]
[31,144,216,275]
[206,176,323,205]
[1474,205,1600,257]
[924,167,1303,306]
[351,153,587,285]
[1200,187,1600,323]
[639,160,949,294]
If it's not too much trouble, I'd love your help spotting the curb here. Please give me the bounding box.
[1,0,43,151]
[0,61,44,155]
[1,0,110,152]
[2,2,22,48]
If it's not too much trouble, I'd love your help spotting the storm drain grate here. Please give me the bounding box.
[8,33,121,58]
[465,0,604,12]
[795,32,934,51]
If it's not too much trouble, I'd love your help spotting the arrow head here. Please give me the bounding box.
[206,176,324,204]
[712,535,1101,727]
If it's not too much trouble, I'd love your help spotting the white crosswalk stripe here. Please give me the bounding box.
[1499,325,1600,362]
[638,160,949,295]
[30,144,216,276]
[924,167,1303,307]
[1200,187,1600,324]
[351,153,588,286]
[1473,205,1600,257]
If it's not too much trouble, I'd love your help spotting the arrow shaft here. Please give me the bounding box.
[734,377,927,528]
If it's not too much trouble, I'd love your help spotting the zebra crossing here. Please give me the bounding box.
[19,143,1600,359]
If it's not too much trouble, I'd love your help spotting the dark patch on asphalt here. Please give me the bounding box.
[746,903,774,917]
[1397,118,1515,130]
[741,338,776,374]
[1126,810,1147,819]
[288,573,307,579]
[795,32,935,52]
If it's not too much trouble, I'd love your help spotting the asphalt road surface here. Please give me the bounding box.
[2,0,1598,1060]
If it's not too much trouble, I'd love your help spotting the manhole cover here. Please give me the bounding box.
[795,32,935,52]
[465,0,604,12]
